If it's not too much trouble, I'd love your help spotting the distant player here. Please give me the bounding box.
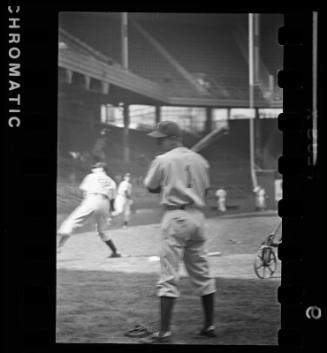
[113,172,133,229]
[141,121,216,343]
[254,185,266,211]
[57,162,122,258]
[215,187,227,213]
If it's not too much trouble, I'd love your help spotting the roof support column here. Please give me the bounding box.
[92,94,102,131]
[227,107,231,120]
[101,82,110,95]
[123,103,130,162]
[84,75,91,90]
[121,12,129,70]
[155,105,161,125]
[205,107,213,134]
[254,107,262,168]
[65,69,73,84]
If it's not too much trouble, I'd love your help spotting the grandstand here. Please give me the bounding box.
[57,12,283,211]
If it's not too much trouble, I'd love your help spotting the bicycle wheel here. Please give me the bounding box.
[254,246,277,279]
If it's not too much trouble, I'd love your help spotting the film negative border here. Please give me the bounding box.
[3,4,324,353]
[4,4,58,351]
[277,12,323,350]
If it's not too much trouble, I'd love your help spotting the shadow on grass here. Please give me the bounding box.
[57,269,280,345]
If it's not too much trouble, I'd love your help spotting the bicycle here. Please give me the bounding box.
[253,221,282,279]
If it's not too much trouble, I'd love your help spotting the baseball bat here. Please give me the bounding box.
[208,251,222,257]
[191,125,229,153]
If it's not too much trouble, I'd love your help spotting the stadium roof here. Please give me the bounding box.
[100,12,248,26]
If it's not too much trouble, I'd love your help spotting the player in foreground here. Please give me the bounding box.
[141,121,216,343]
[56,162,123,258]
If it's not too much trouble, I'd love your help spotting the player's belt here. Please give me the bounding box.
[91,193,109,200]
[165,204,191,211]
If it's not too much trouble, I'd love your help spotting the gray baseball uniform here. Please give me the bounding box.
[144,146,216,298]
[58,168,116,242]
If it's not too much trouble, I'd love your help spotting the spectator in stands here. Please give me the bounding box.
[215,187,227,214]
[91,128,110,163]
[80,151,92,171]
[137,176,144,186]
[68,151,81,183]
[115,174,123,185]
[253,186,266,211]
[138,153,147,166]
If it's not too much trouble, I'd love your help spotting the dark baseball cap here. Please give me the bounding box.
[100,128,110,135]
[92,161,107,169]
[147,121,182,138]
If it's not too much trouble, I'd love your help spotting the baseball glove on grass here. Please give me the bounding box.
[124,324,153,338]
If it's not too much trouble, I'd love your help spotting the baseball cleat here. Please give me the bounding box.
[108,252,131,258]
[194,325,216,338]
[108,252,122,258]
[139,331,172,344]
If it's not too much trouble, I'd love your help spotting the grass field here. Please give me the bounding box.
[56,211,281,345]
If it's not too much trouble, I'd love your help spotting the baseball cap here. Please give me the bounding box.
[100,128,110,136]
[92,161,107,169]
[147,121,182,138]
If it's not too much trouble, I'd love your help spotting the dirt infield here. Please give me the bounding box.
[57,213,281,280]
[57,249,280,281]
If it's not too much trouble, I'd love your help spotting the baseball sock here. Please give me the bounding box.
[57,234,70,249]
[160,296,175,333]
[201,293,214,329]
[104,239,118,254]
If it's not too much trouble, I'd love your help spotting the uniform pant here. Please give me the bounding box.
[255,196,266,210]
[217,199,226,212]
[114,195,132,222]
[157,208,216,298]
[58,194,111,242]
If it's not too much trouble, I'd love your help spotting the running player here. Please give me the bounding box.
[57,162,122,258]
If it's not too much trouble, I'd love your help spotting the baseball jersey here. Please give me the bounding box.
[215,189,227,199]
[258,188,265,198]
[79,169,117,199]
[117,180,132,198]
[144,146,210,208]
[253,186,260,193]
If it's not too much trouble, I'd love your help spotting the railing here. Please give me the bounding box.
[58,47,169,102]
[58,28,282,108]
[59,27,119,66]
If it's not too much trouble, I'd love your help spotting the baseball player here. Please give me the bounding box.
[215,187,227,213]
[57,162,122,258]
[254,185,266,211]
[112,172,133,228]
[141,121,216,344]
